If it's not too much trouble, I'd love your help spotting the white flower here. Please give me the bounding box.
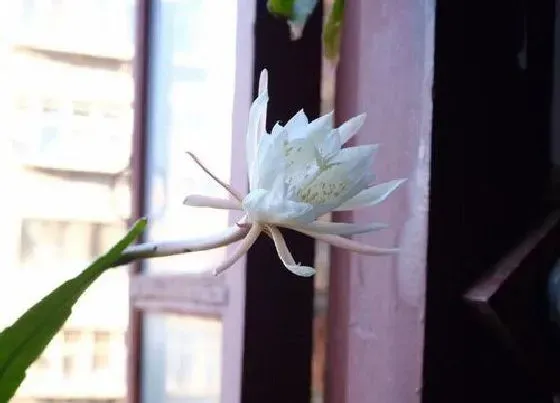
[183,69,405,277]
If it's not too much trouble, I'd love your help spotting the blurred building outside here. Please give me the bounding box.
[0,0,226,400]
[0,1,134,402]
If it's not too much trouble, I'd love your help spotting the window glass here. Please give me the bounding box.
[144,0,238,275]
[142,314,223,403]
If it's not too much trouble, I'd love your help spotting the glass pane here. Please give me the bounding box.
[0,1,136,402]
[142,314,223,403]
[144,0,238,274]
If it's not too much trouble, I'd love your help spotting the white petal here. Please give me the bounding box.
[338,113,366,144]
[268,225,316,277]
[306,111,334,142]
[285,109,308,133]
[309,111,334,129]
[251,128,287,190]
[286,221,387,235]
[183,195,242,210]
[257,69,268,141]
[284,137,318,174]
[288,265,316,276]
[316,129,342,161]
[246,70,269,186]
[258,69,268,96]
[333,144,378,165]
[282,112,336,176]
[213,224,262,276]
[271,122,284,136]
[301,231,399,256]
[335,179,406,211]
[250,133,274,190]
[269,168,290,200]
[242,188,315,224]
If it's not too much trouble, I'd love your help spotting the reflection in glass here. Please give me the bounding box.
[0,1,135,402]
[142,314,222,403]
[144,0,237,275]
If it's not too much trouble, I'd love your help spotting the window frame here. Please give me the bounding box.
[127,1,254,403]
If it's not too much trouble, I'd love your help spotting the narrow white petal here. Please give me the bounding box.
[286,221,388,235]
[335,179,406,211]
[258,69,268,95]
[333,144,378,165]
[213,224,262,276]
[309,111,334,129]
[318,129,342,159]
[305,111,334,142]
[246,71,269,187]
[258,69,268,139]
[183,195,242,210]
[338,113,367,144]
[251,126,287,190]
[268,225,316,277]
[300,231,399,255]
[186,152,244,201]
[271,122,284,136]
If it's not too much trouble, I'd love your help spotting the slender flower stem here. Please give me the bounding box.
[109,225,249,267]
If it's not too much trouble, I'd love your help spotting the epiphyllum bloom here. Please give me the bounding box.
[183,70,405,277]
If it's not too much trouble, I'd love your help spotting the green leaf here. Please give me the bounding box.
[0,218,147,401]
[323,0,345,61]
[267,0,294,19]
[267,0,318,40]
